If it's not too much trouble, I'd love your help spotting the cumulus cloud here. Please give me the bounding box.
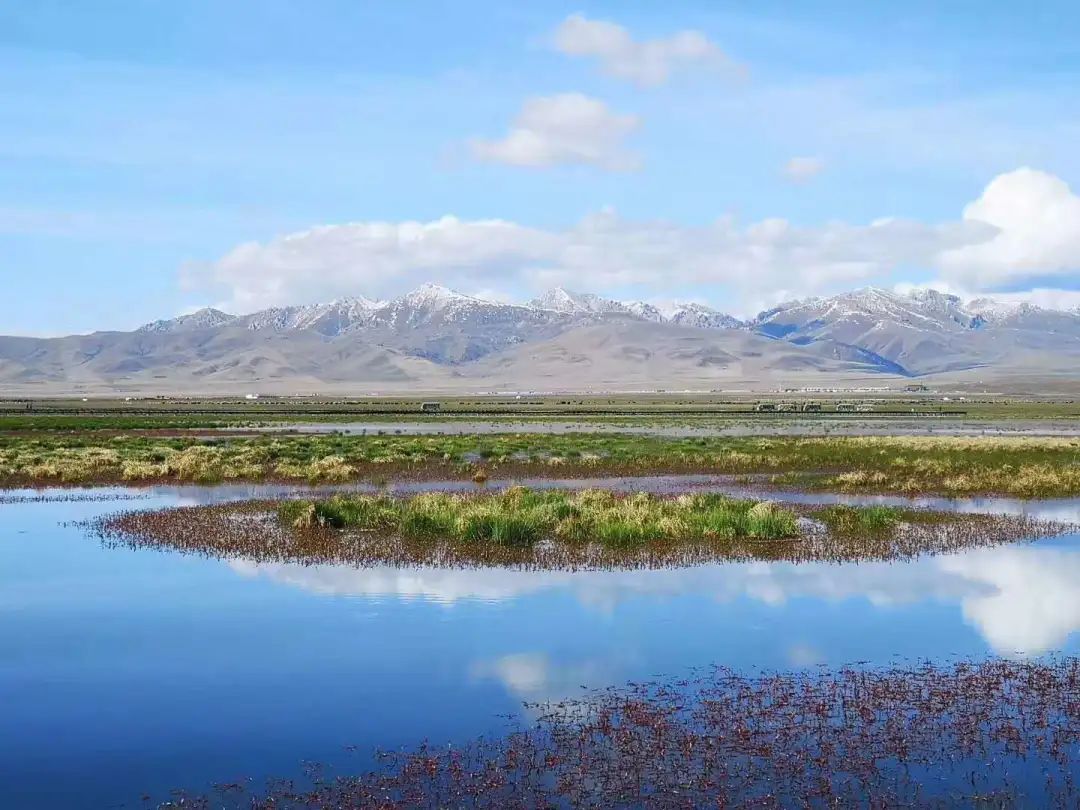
[186,168,1080,315]
[469,93,640,170]
[937,167,1080,291]
[186,215,558,313]
[191,208,990,314]
[782,156,826,183]
[552,13,743,87]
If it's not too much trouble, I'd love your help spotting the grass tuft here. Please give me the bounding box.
[275,488,802,547]
[817,504,902,535]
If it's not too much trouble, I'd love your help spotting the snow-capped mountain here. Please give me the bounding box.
[7,283,1080,390]
[529,287,608,315]
[239,296,384,335]
[139,285,751,362]
[751,286,1080,375]
[529,287,643,318]
[753,286,1080,335]
[665,302,744,330]
[528,288,742,328]
[138,307,237,333]
[754,287,976,335]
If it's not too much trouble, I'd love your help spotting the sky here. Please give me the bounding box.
[3,1,1080,336]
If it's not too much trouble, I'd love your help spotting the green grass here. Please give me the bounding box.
[816,504,903,534]
[277,488,801,546]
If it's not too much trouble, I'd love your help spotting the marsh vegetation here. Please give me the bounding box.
[157,657,1080,808]
[95,488,1064,570]
[5,432,1080,496]
[278,489,801,544]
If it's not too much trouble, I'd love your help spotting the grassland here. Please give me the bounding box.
[5,431,1080,497]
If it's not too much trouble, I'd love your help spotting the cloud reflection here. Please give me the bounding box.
[940,547,1080,655]
[228,537,1080,656]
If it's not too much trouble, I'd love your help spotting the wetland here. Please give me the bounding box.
[3,407,1080,807]
[2,479,1080,806]
[3,432,1080,497]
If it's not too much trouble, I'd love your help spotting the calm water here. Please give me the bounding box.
[3,484,1080,808]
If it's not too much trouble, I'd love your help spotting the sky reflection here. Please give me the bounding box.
[3,489,1080,808]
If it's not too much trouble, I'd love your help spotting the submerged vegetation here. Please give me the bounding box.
[157,657,1080,808]
[4,432,1080,496]
[95,488,1064,569]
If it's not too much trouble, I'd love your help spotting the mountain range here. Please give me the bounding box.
[3,284,1079,393]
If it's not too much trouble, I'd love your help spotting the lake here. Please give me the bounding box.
[3,485,1080,808]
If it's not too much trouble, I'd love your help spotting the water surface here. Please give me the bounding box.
[3,485,1080,808]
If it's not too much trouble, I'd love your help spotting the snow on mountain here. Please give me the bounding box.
[399,282,482,311]
[757,287,1080,335]
[137,308,237,333]
[751,286,1080,375]
[754,287,985,334]
[529,287,632,316]
[130,283,1080,376]
[666,302,744,330]
[240,296,383,335]
[623,301,665,322]
[528,288,734,327]
[25,282,1080,390]
[141,285,1080,341]
[967,297,1080,334]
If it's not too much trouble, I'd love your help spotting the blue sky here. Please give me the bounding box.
[3,1,1080,335]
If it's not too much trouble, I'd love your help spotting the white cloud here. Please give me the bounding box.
[469,93,640,170]
[186,215,559,313]
[984,288,1080,310]
[552,13,743,87]
[783,156,826,183]
[192,208,989,315]
[937,167,1080,291]
[186,168,1080,316]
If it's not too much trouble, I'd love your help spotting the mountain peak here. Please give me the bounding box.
[12,281,1080,390]
[332,294,383,309]
[665,301,744,329]
[138,307,236,333]
[400,283,482,309]
[530,287,626,315]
